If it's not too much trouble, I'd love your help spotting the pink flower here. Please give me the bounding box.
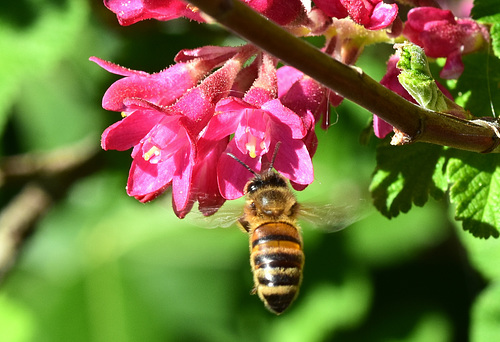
[403,7,489,79]
[191,138,229,216]
[93,47,251,217]
[104,0,204,26]
[104,0,306,27]
[90,46,239,114]
[126,100,196,214]
[206,97,313,199]
[277,65,326,155]
[314,0,398,30]
[373,55,454,138]
[244,0,304,25]
[202,55,314,199]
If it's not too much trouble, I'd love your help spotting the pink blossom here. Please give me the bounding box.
[373,55,454,138]
[244,0,305,25]
[205,96,313,199]
[103,0,204,26]
[314,0,398,30]
[195,54,313,199]
[191,138,229,216]
[202,55,314,199]
[104,0,306,27]
[403,7,489,79]
[90,46,238,113]
[277,65,325,154]
[126,101,196,214]
[93,48,250,217]
[313,0,348,18]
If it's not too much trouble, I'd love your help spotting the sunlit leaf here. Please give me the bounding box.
[447,152,500,238]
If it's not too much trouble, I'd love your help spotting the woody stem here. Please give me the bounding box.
[186,0,500,153]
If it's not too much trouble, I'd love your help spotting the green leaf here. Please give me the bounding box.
[370,143,447,219]
[452,52,500,117]
[447,152,500,238]
[491,23,500,60]
[472,0,500,59]
[396,43,449,112]
[471,0,500,22]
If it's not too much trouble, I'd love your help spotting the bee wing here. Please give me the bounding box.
[185,205,243,229]
[298,200,369,232]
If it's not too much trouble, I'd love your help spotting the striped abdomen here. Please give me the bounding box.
[250,222,304,314]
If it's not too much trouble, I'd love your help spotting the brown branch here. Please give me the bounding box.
[0,137,102,283]
[187,0,500,153]
[0,183,52,283]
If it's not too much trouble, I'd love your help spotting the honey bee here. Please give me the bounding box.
[224,147,364,315]
[239,167,304,314]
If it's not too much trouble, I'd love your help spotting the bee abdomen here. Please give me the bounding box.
[250,223,304,314]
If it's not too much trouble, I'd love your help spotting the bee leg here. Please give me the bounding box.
[238,218,251,232]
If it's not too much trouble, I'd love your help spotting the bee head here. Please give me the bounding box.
[245,171,298,219]
[245,170,287,194]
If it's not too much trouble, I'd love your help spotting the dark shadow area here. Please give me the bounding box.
[0,0,68,28]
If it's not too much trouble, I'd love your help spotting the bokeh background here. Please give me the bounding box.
[1,1,498,341]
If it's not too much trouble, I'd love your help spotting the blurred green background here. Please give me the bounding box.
[1,1,498,341]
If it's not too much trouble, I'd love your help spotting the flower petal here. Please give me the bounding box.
[262,99,305,139]
[218,142,262,199]
[373,115,393,139]
[313,0,348,18]
[172,142,195,217]
[174,45,240,63]
[439,51,464,80]
[202,110,242,141]
[273,139,313,185]
[366,2,398,30]
[127,154,175,201]
[101,110,164,151]
[101,63,195,112]
[104,0,203,26]
[89,57,149,77]
[193,138,229,215]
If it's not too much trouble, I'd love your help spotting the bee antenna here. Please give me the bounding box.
[226,153,259,177]
[269,142,281,171]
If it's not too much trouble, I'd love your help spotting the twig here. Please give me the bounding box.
[0,184,51,282]
[0,137,102,283]
[186,0,500,153]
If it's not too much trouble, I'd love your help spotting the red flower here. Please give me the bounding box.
[403,7,489,79]
[92,47,251,217]
[314,0,398,30]
[244,0,304,25]
[202,55,314,199]
[125,101,196,214]
[205,96,313,199]
[277,65,326,159]
[104,0,306,26]
[104,0,204,26]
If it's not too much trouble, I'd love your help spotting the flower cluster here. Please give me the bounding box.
[91,45,324,217]
[94,0,489,217]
